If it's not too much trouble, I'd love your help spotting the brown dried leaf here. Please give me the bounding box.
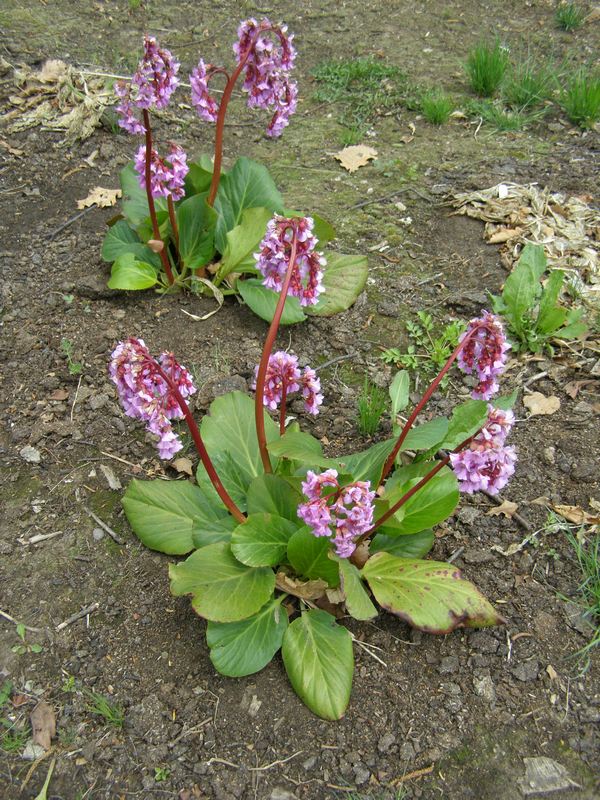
[172,457,194,476]
[48,388,69,401]
[334,145,378,173]
[30,701,56,751]
[487,227,522,244]
[523,392,561,416]
[77,187,121,209]
[487,500,519,519]
[275,572,327,600]
[551,504,600,526]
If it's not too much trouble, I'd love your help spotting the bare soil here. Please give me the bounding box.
[0,2,599,799]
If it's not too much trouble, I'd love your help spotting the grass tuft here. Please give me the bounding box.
[567,532,600,671]
[469,99,546,131]
[421,89,454,124]
[560,67,600,129]
[465,40,509,97]
[356,378,387,436]
[555,3,585,31]
[86,691,125,728]
[503,58,556,109]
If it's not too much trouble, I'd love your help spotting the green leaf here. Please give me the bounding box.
[363,552,504,633]
[268,430,338,468]
[196,449,253,513]
[217,206,273,279]
[177,193,217,269]
[440,400,488,451]
[191,516,238,548]
[554,306,586,339]
[169,542,275,623]
[492,390,518,411]
[502,243,546,334]
[306,253,368,317]
[231,513,298,567]
[338,439,394,485]
[388,465,459,534]
[283,209,336,247]
[389,370,409,424]
[185,157,214,196]
[337,557,378,620]
[537,270,566,334]
[107,253,158,290]
[238,278,306,325]
[101,219,161,268]
[282,609,353,720]
[119,162,166,228]
[214,157,284,252]
[200,391,279,485]
[370,529,434,559]
[206,596,288,677]
[122,478,232,554]
[400,417,449,452]
[246,473,303,522]
[287,528,340,587]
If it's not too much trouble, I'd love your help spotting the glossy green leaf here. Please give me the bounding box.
[207,596,288,677]
[537,270,566,334]
[119,162,166,228]
[306,253,368,317]
[217,206,273,279]
[493,391,518,411]
[338,439,394,485]
[169,542,275,623]
[191,515,238,548]
[440,400,488,451]
[370,529,435,559]
[176,193,217,269]
[238,278,306,325]
[388,465,459,534]
[400,417,449,452]
[122,478,231,554]
[101,219,161,268]
[282,609,353,719]
[287,528,339,587]
[337,557,378,620]
[268,430,338,468]
[200,391,279,485]
[107,253,158,290]
[231,513,298,567]
[389,370,409,424]
[246,473,303,522]
[555,306,586,339]
[214,157,284,252]
[362,552,504,633]
[196,449,253,512]
[184,156,214,195]
[501,243,545,335]
[283,209,336,247]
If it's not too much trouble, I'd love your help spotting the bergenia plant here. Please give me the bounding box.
[102,24,367,324]
[112,215,518,720]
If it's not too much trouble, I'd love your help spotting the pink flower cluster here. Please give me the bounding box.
[255,216,325,307]
[134,143,188,200]
[450,405,517,495]
[116,36,180,134]
[457,312,510,400]
[234,18,297,137]
[109,338,196,460]
[190,59,220,123]
[254,351,323,416]
[298,470,376,558]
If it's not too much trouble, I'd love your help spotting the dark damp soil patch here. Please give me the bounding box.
[1,1,599,799]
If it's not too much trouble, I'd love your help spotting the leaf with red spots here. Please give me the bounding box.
[362,552,504,633]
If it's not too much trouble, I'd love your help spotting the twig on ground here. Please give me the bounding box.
[18,531,63,545]
[0,609,43,633]
[99,450,139,469]
[447,546,464,564]
[481,489,532,531]
[249,751,304,771]
[56,602,100,632]
[71,374,82,422]
[315,352,358,373]
[169,718,212,745]
[391,764,434,785]
[84,507,125,545]
[206,757,240,768]
[46,206,95,240]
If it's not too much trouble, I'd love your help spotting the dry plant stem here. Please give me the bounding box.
[379,322,487,483]
[255,231,299,473]
[167,195,180,260]
[142,110,174,285]
[155,364,245,523]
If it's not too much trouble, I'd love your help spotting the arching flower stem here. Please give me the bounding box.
[142,110,175,285]
[167,196,180,265]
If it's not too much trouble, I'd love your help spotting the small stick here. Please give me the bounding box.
[18,531,63,545]
[447,546,464,564]
[391,764,434,785]
[71,374,82,422]
[0,609,43,633]
[56,602,100,632]
[249,751,303,771]
[315,352,358,373]
[480,489,532,531]
[99,450,139,468]
[46,206,94,240]
[84,507,125,545]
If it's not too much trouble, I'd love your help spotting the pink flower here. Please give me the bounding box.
[134,143,188,200]
[457,312,510,400]
[109,338,196,460]
[190,59,220,123]
[253,351,323,416]
[254,216,325,307]
[298,470,375,558]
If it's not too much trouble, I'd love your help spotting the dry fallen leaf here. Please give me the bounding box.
[77,187,122,209]
[334,145,378,173]
[487,500,519,519]
[546,664,558,681]
[30,701,56,751]
[551,504,600,526]
[48,388,69,401]
[172,457,194,476]
[523,392,561,416]
[487,227,522,244]
[275,572,327,600]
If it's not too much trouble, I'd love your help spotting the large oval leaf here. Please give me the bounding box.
[246,473,302,522]
[169,542,275,622]
[217,206,273,279]
[176,193,217,269]
[231,513,299,567]
[268,430,337,468]
[101,219,161,268]
[282,609,353,720]
[206,597,288,677]
[287,528,339,587]
[337,557,378,621]
[122,478,232,554]
[337,439,394,485]
[119,162,166,227]
[370,530,435,559]
[107,253,158,290]
[387,466,459,535]
[305,253,368,317]
[238,278,306,325]
[362,552,504,633]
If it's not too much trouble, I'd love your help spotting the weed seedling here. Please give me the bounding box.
[11,623,43,655]
[154,767,170,782]
[85,691,125,728]
[465,40,509,97]
[60,338,83,375]
[421,89,454,124]
[555,3,585,31]
[0,681,28,755]
[560,66,600,129]
[356,378,387,435]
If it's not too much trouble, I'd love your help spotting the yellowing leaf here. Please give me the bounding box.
[334,145,378,173]
[523,392,561,416]
[487,500,519,518]
[77,187,122,209]
[551,504,600,526]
